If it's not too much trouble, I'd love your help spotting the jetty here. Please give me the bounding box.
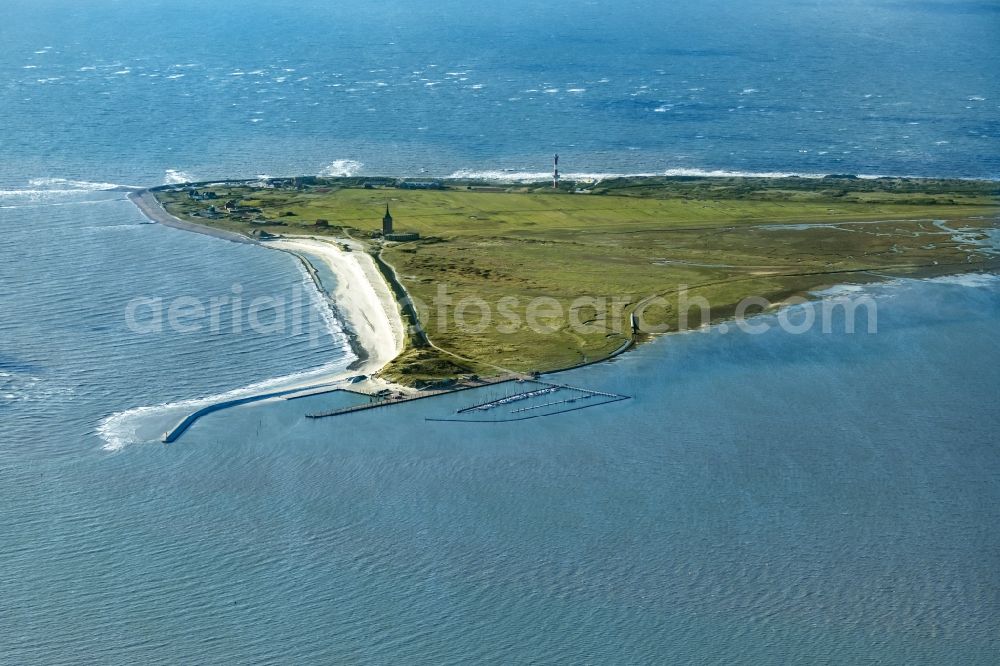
[305,376,521,420]
[161,381,343,443]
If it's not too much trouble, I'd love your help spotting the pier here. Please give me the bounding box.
[425,380,631,423]
[305,377,520,420]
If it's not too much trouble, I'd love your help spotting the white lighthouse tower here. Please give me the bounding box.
[552,154,560,189]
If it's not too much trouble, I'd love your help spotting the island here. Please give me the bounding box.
[135,174,999,391]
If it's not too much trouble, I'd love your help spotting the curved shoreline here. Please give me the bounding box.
[129,190,257,244]
[128,184,997,442]
[126,189,407,443]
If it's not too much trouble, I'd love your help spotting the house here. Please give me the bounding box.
[223,199,263,215]
[397,180,444,190]
[193,205,222,219]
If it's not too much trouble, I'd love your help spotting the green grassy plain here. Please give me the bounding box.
[156,176,999,384]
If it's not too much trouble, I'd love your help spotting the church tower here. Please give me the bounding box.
[382,203,393,236]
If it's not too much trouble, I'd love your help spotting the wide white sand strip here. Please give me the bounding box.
[269,237,405,377]
[159,237,406,443]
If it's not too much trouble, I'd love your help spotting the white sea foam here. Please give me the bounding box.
[928,273,1000,288]
[97,357,350,451]
[164,169,195,185]
[661,167,831,178]
[319,160,363,177]
[444,167,907,182]
[809,284,871,298]
[446,169,656,182]
[0,178,138,201]
[98,262,353,452]
[28,177,137,191]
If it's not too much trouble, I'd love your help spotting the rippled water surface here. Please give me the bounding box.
[1,1,999,663]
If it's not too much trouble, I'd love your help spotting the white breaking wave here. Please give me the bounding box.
[809,272,1000,301]
[164,169,195,185]
[28,177,139,191]
[28,178,142,192]
[662,167,833,178]
[809,283,872,299]
[445,167,929,182]
[319,160,363,177]
[96,357,350,452]
[446,169,658,182]
[97,261,354,452]
[927,273,1000,288]
[0,178,139,201]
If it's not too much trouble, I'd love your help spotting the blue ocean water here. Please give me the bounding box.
[1,1,999,663]
[1,0,998,185]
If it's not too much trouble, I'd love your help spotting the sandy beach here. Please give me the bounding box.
[130,188,405,386]
[268,237,405,380]
[127,191,411,441]
[129,190,256,244]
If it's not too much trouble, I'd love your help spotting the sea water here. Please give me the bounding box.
[1,0,998,184]
[1,1,998,663]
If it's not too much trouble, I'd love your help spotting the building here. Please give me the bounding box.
[382,204,393,236]
[379,203,419,241]
[397,180,444,190]
[223,199,262,215]
[385,232,420,242]
[187,189,218,201]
